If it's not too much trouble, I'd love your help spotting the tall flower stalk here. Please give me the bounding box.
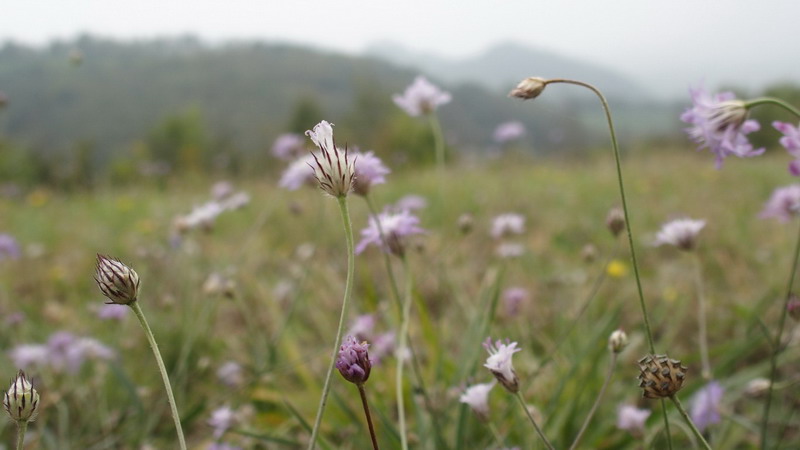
[396,255,413,450]
[692,253,712,380]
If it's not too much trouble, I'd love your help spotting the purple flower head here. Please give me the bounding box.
[653,218,706,251]
[493,121,526,144]
[271,133,305,160]
[760,184,800,222]
[774,121,800,176]
[9,345,49,370]
[503,287,529,316]
[305,121,355,198]
[217,361,244,388]
[680,85,764,168]
[491,213,525,240]
[352,151,390,196]
[616,404,651,435]
[96,303,129,320]
[0,234,21,262]
[483,337,521,393]
[347,314,376,342]
[42,332,115,373]
[392,194,427,212]
[208,444,242,450]
[208,406,237,440]
[278,153,317,191]
[459,380,496,422]
[690,381,724,432]
[370,331,395,365]
[335,335,372,385]
[355,209,425,257]
[393,76,452,117]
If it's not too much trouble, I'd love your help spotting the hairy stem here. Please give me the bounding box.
[669,395,712,450]
[569,352,618,450]
[16,421,27,450]
[308,196,356,449]
[130,301,187,450]
[745,97,800,119]
[357,384,380,450]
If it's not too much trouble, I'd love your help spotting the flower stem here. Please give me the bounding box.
[429,112,446,203]
[760,217,800,449]
[569,352,618,450]
[515,391,554,450]
[364,195,402,312]
[16,421,27,450]
[745,97,800,119]
[129,301,187,450]
[669,395,712,450]
[396,255,414,450]
[487,421,506,448]
[691,253,712,380]
[308,196,356,450]
[357,384,380,450]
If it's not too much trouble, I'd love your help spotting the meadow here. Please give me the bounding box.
[0,142,798,448]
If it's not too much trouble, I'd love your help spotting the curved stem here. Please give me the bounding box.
[130,302,187,450]
[396,255,413,450]
[16,421,27,450]
[760,218,800,449]
[745,97,800,119]
[669,395,712,450]
[487,421,506,449]
[357,384,380,450]
[691,253,712,380]
[569,352,618,450]
[515,391,554,450]
[308,196,356,450]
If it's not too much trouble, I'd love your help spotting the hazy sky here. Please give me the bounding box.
[3,1,798,97]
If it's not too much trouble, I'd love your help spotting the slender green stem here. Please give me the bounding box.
[660,400,673,450]
[744,97,800,119]
[396,255,413,450]
[569,352,618,450]
[760,217,800,449]
[691,253,712,380]
[515,391,554,450]
[669,395,712,450]
[357,384,380,450]
[308,196,356,450]
[545,78,671,448]
[129,301,187,450]
[16,421,27,450]
[364,195,402,312]
[429,113,446,203]
[487,421,506,448]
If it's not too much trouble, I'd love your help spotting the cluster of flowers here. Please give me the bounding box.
[172,181,251,235]
[10,331,115,374]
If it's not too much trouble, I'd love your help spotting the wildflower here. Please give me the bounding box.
[392,194,427,212]
[616,404,650,436]
[496,242,525,259]
[606,207,626,238]
[352,151,390,196]
[502,287,529,316]
[457,213,474,234]
[347,314,376,342]
[217,361,244,388]
[760,184,800,222]
[95,254,140,305]
[393,76,451,116]
[608,329,629,353]
[491,213,525,239]
[47,332,115,373]
[208,443,242,450]
[459,381,496,422]
[690,381,724,432]
[680,85,764,168]
[509,77,548,100]
[744,378,771,398]
[208,406,237,440]
[483,337,522,393]
[202,273,236,298]
[606,259,628,278]
[8,345,49,370]
[581,243,598,263]
[278,153,317,191]
[335,336,372,385]
[355,209,425,257]
[774,121,800,176]
[305,121,355,198]
[271,133,305,160]
[370,332,395,365]
[637,354,687,399]
[653,218,706,251]
[211,181,235,201]
[493,121,526,144]
[96,303,129,320]
[3,371,39,423]
[0,234,21,261]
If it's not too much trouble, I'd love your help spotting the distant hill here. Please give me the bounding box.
[365,41,651,100]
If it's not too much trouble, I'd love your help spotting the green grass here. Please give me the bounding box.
[0,149,798,448]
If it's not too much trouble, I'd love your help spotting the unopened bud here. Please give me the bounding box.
[335,336,372,385]
[608,329,628,353]
[95,254,140,305]
[606,207,626,237]
[4,371,39,423]
[509,77,548,100]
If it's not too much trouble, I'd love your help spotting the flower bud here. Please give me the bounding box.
[305,121,355,198]
[335,336,372,385]
[508,77,548,100]
[4,371,40,423]
[637,354,687,399]
[95,254,140,305]
[608,329,628,353]
[606,207,626,237]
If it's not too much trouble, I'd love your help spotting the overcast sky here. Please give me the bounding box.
[3,1,798,97]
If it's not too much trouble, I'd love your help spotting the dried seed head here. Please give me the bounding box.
[509,77,548,100]
[606,207,626,237]
[95,254,140,305]
[637,354,688,399]
[608,329,629,353]
[4,371,39,423]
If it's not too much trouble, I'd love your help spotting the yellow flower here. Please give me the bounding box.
[26,189,50,207]
[606,259,628,278]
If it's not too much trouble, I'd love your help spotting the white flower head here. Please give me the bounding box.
[654,218,706,251]
[491,213,525,239]
[483,337,521,393]
[305,121,355,198]
[459,380,496,422]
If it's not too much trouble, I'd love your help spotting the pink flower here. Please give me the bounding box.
[352,151,390,196]
[208,406,237,440]
[493,121,526,144]
[491,213,525,239]
[760,184,800,222]
[690,381,724,431]
[271,133,305,160]
[653,218,706,251]
[502,287,529,316]
[393,76,451,117]
[355,209,425,257]
[459,381,496,422]
[335,336,372,385]
[774,121,800,176]
[616,404,651,435]
[278,154,317,191]
[483,337,521,393]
